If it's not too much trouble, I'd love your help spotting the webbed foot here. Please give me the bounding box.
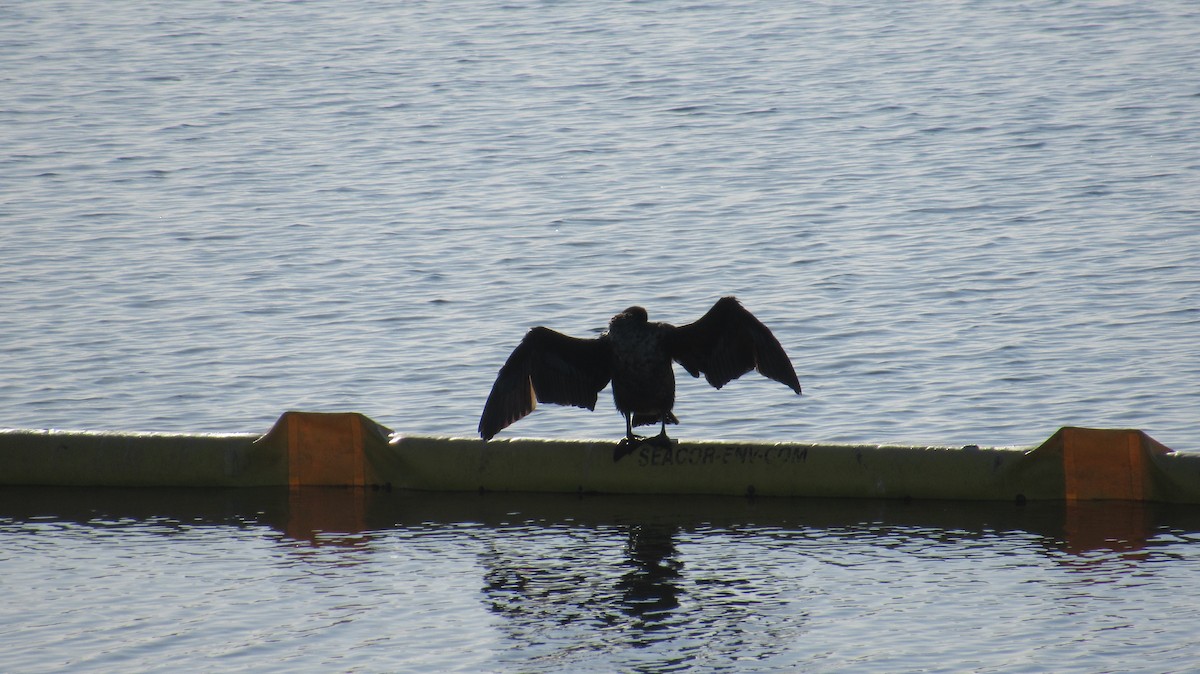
[646,432,675,448]
[614,436,644,462]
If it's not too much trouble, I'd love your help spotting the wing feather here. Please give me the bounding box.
[479,327,611,440]
[667,296,802,394]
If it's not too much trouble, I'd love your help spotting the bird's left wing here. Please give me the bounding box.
[479,327,612,440]
[667,296,802,394]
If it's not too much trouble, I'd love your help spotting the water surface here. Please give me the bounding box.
[2,0,1197,448]
[4,488,1200,673]
[3,1,1200,671]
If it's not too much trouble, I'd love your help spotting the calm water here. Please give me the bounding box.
[3,0,1200,671]
[5,488,1200,673]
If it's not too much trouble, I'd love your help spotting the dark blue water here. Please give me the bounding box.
[3,1,1200,671]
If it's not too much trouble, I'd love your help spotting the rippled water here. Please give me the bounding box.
[3,1,1200,671]
[4,488,1200,673]
[3,0,1198,449]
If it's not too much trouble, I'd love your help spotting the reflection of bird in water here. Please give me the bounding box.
[479,296,802,455]
[617,524,683,621]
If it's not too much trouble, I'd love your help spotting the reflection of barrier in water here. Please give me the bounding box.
[1,410,1198,503]
[1,486,1195,560]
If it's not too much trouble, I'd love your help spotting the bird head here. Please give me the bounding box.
[618,306,648,323]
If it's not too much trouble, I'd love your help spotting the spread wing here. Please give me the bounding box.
[667,296,802,394]
[479,327,612,440]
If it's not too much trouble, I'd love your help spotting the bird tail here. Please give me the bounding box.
[632,412,679,427]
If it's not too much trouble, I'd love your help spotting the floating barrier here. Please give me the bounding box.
[2,411,1198,503]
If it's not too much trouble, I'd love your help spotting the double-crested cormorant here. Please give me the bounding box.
[478,296,802,451]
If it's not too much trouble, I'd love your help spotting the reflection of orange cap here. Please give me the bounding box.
[1064,500,1152,555]
[285,487,367,546]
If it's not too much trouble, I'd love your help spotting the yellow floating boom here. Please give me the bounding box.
[2,411,1198,503]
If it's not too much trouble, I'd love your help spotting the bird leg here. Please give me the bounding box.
[646,414,674,448]
[622,412,636,442]
[620,412,649,443]
[615,412,676,460]
[619,412,674,446]
[615,412,648,461]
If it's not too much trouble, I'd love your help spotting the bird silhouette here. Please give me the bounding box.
[479,296,801,453]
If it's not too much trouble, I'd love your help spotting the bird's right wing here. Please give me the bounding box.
[478,327,612,440]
